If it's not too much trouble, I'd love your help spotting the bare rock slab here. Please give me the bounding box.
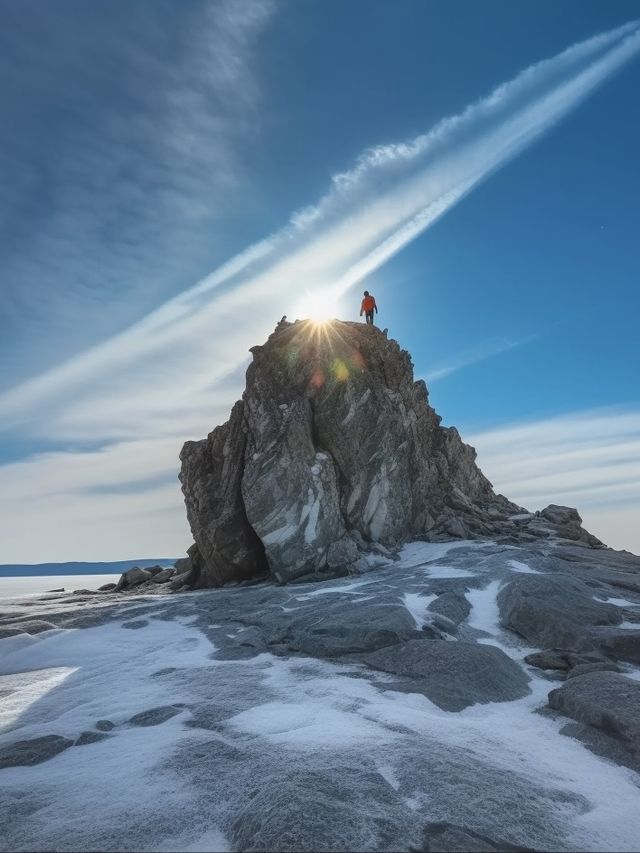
[548,671,640,759]
[360,639,530,711]
[498,574,620,651]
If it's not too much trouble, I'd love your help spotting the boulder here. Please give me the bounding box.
[115,566,153,591]
[150,568,175,584]
[427,591,471,626]
[498,574,621,651]
[599,629,640,664]
[360,639,530,711]
[75,731,111,746]
[128,706,182,727]
[548,672,640,759]
[0,735,74,768]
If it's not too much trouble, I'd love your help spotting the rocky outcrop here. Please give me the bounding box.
[179,319,603,587]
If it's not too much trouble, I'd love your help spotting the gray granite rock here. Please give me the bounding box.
[230,764,423,852]
[498,574,621,651]
[0,735,74,768]
[75,731,111,746]
[360,639,530,710]
[428,591,471,626]
[150,568,175,584]
[598,628,640,664]
[548,672,640,759]
[179,320,539,587]
[128,706,182,727]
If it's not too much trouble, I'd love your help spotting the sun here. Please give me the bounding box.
[293,290,342,324]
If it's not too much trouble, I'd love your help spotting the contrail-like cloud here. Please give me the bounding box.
[1,20,638,443]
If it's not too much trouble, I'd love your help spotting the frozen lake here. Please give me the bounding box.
[0,575,119,600]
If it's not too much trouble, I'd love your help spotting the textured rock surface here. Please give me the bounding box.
[360,639,531,711]
[2,540,640,852]
[498,573,621,651]
[180,320,601,586]
[548,672,640,758]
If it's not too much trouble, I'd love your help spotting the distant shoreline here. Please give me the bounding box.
[0,559,177,578]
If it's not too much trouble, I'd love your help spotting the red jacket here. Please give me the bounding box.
[361,295,377,313]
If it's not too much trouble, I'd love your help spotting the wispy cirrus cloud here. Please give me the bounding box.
[0,0,276,386]
[469,408,640,553]
[1,21,639,560]
[424,334,539,383]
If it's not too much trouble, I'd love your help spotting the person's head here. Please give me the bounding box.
[363,290,369,297]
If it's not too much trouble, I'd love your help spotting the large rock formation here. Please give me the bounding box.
[180,319,601,587]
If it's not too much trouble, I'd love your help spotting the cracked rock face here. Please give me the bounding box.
[179,319,601,587]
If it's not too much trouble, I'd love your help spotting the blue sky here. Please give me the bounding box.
[1,0,639,561]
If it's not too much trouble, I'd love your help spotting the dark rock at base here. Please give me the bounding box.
[128,706,182,727]
[73,589,99,595]
[427,591,471,626]
[46,587,65,593]
[117,567,153,590]
[230,765,423,852]
[98,582,117,592]
[421,821,536,852]
[548,671,640,759]
[95,720,115,732]
[498,574,620,651]
[173,556,193,576]
[75,731,111,746]
[0,735,74,768]
[150,568,175,583]
[169,571,195,591]
[360,640,530,711]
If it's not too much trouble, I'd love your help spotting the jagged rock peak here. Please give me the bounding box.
[179,319,602,588]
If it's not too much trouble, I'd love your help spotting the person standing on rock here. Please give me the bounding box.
[360,291,378,325]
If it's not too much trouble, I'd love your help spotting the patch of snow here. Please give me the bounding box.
[402,592,437,629]
[228,699,398,749]
[594,596,638,607]
[398,540,488,569]
[425,564,475,579]
[295,579,373,600]
[467,581,502,637]
[377,763,400,790]
[508,559,540,574]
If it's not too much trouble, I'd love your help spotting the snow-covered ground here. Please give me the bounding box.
[1,541,640,852]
